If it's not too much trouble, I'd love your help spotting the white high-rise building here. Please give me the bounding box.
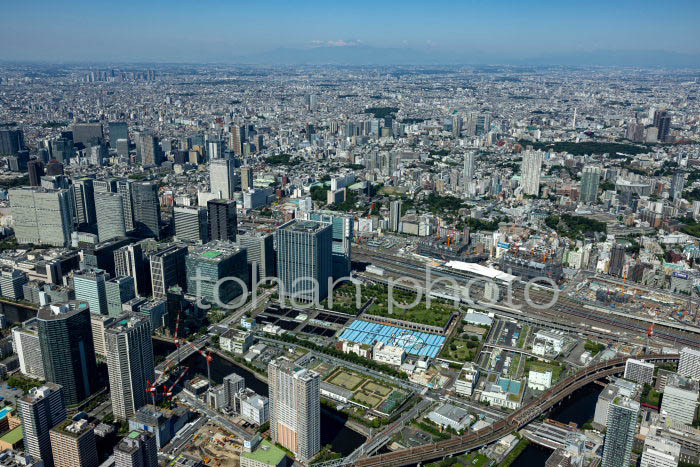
[624,359,654,385]
[95,192,126,242]
[105,313,155,419]
[19,383,67,467]
[463,152,475,181]
[679,346,700,380]
[639,435,680,467]
[389,200,402,232]
[268,357,320,462]
[12,318,45,380]
[209,159,236,200]
[660,373,699,425]
[9,187,74,246]
[521,150,543,196]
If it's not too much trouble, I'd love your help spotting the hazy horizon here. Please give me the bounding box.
[2,0,700,65]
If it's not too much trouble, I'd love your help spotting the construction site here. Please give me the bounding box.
[187,422,243,467]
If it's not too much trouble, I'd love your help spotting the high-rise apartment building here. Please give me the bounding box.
[114,430,158,467]
[671,171,685,202]
[174,206,209,244]
[149,245,188,298]
[679,346,700,380]
[389,200,402,232]
[207,199,237,242]
[463,152,475,180]
[131,182,161,239]
[12,318,45,380]
[209,159,237,200]
[186,242,248,304]
[105,313,155,419]
[9,187,74,246]
[275,220,332,302]
[521,150,543,196]
[49,418,98,467]
[73,269,109,316]
[95,192,126,242]
[601,396,639,467]
[268,357,320,462]
[19,383,67,467]
[90,314,115,359]
[580,166,601,204]
[37,301,98,405]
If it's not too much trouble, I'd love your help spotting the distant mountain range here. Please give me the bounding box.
[236,45,700,67]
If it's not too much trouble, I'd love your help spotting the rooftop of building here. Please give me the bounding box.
[280,219,329,233]
[188,242,243,261]
[240,440,286,466]
[0,428,22,446]
[667,373,700,392]
[21,383,62,404]
[432,403,469,422]
[105,313,150,333]
[52,419,91,438]
[37,300,90,320]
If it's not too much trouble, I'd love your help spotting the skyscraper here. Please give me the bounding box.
[28,159,45,186]
[521,150,543,196]
[49,418,98,467]
[660,373,699,425]
[452,115,462,138]
[105,276,136,317]
[609,243,626,278]
[37,301,98,405]
[309,212,353,280]
[12,318,45,380]
[268,357,320,462]
[135,133,163,167]
[678,346,700,380]
[9,187,74,247]
[174,206,209,244]
[671,171,685,202]
[275,220,332,302]
[207,199,237,242]
[95,192,126,242]
[236,230,275,283]
[19,383,67,467]
[186,242,248,304]
[241,166,254,191]
[463,152,475,181]
[149,245,188,298]
[131,182,161,239]
[389,200,402,232]
[229,125,244,156]
[653,110,672,142]
[108,122,128,146]
[114,242,151,297]
[114,431,158,467]
[117,179,135,232]
[601,396,639,467]
[0,128,25,155]
[70,123,103,147]
[209,159,237,200]
[73,178,97,226]
[580,166,601,204]
[74,269,109,316]
[105,313,155,419]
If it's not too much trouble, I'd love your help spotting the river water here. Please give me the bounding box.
[511,382,604,466]
[153,338,366,455]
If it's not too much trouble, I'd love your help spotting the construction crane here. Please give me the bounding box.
[173,309,183,369]
[163,367,189,406]
[187,340,214,391]
[146,379,158,406]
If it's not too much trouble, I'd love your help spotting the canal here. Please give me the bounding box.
[153,338,367,456]
[511,382,604,466]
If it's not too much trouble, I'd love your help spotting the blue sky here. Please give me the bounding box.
[1,0,699,62]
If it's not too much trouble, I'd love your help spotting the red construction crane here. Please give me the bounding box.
[187,340,214,390]
[146,379,158,406]
[163,367,189,406]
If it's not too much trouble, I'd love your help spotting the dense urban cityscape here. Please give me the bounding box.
[0,4,700,467]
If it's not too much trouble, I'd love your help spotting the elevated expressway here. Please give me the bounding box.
[354,353,678,467]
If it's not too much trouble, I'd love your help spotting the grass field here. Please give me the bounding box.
[329,370,365,391]
[364,381,392,396]
[353,391,382,408]
[525,359,563,382]
[310,360,336,378]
